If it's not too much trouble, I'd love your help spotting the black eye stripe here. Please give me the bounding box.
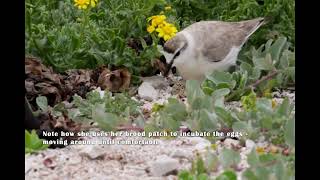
[172,51,180,60]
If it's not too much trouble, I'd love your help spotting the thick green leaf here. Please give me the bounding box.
[264,39,273,52]
[247,149,260,167]
[216,170,237,180]
[238,71,248,90]
[259,154,277,164]
[199,109,218,131]
[25,130,49,154]
[256,98,273,114]
[36,96,48,112]
[144,123,160,134]
[215,107,235,127]
[269,37,287,61]
[252,53,273,71]
[260,117,273,129]
[279,50,290,69]
[286,67,295,82]
[219,148,240,168]
[191,97,211,110]
[195,156,207,174]
[212,88,230,108]
[276,98,291,117]
[255,166,270,180]
[276,73,283,85]
[274,160,285,180]
[207,71,236,89]
[205,152,219,172]
[178,170,194,180]
[202,86,214,95]
[92,104,119,131]
[250,67,261,81]
[242,169,259,180]
[240,62,253,74]
[285,117,295,147]
[241,91,257,111]
[186,80,205,105]
[164,98,187,121]
[232,121,250,134]
[197,173,209,180]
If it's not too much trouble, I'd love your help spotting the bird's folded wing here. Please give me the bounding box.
[190,20,263,62]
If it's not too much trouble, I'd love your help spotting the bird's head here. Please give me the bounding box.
[162,34,187,76]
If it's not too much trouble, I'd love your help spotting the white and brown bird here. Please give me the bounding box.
[162,17,266,81]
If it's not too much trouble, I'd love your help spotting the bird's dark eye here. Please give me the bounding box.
[172,66,177,74]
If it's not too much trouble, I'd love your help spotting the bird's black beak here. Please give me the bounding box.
[164,51,180,77]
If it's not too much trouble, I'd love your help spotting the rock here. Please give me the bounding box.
[138,82,158,101]
[258,136,265,143]
[195,142,211,152]
[185,137,210,146]
[123,165,147,177]
[225,101,242,112]
[167,175,179,180]
[25,158,33,174]
[141,76,169,89]
[170,149,192,160]
[245,139,256,150]
[223,138,240,149]
[66,155,82,165]
[238,152,249,170]
[62,101,74,109]
[149,155,179,176]
[142,102,153,112]
[93,87,105,98]
[79,145,106,159]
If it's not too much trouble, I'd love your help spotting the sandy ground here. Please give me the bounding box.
[25,75,295,180]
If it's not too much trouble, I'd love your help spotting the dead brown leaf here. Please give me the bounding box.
[35,82,61,104]
[25,57,64,107]
[98,68,131,92]
[63,69,94,98]
[151,58,167,75]
[25,58,43,75]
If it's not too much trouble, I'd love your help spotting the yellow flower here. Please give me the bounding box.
[165,6,172,11]
[156,22,177,41]
[150,15,166,27]
[147,25,155,33]
[90,0,98,8]
[74,0,90,9]
[211,143,217,150]
[256,147,265,155]
[272,99,277,109]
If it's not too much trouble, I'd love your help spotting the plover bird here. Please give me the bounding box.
[162,17,266,81]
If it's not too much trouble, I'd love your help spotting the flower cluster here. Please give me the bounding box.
[74,0,98,10]
[147,15,177,41]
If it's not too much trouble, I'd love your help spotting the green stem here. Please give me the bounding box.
[80,8,90,41]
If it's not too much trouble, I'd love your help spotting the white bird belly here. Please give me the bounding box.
[172,31,241,80]
[174,46,240,80]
